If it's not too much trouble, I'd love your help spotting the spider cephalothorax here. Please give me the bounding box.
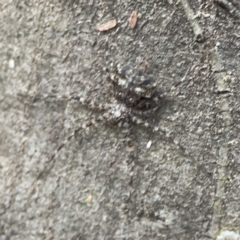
[106,63,157,108]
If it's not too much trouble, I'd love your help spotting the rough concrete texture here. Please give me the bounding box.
[0,0,240,239]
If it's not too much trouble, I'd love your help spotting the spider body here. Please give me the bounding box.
[107,64,157,108]
[71,64,160,130]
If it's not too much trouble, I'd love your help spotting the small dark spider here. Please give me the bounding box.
[71,63,161,130]
[106,63,158,109]
[34,64,161,180]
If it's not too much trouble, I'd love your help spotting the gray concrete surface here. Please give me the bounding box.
[1,0,240,239]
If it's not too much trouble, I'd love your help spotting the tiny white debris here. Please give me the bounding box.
[9,59,14,68]
[135,87,144,93]
[146,140,152,149]
[118,78,127,87]
[114,110,121,118]
[217,230,240,240]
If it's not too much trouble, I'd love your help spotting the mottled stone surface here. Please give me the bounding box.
[1,1,240,239]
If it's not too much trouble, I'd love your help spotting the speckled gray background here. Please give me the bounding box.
[1,1,240,239]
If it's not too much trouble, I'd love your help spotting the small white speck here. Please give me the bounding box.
[9,59,15,68]
[114,110,121,118]
[135,87,143,93]
[146,140,152,149]
[118,78,127,87]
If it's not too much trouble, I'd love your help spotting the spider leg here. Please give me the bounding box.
[70,95,109,111]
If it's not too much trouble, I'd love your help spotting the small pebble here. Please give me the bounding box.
[146,140,152,149]
[9,59,14,68]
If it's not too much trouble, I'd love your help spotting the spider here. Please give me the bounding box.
[35,63,162,180]
[70,63,161,131]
